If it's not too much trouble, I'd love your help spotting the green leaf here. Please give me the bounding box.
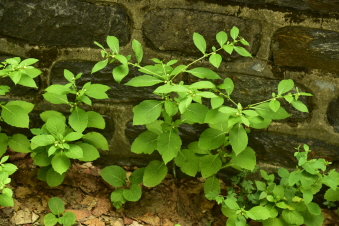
[23,68,41,78]
[0,193,14,207]
[291,100,309,113]
[107,36,120,54]
[189,81,215,89]
[132,39,143,63]
[200,154,222,178]
[87,111,105,129]
[123,184,142,202]
[82,132,108,151]
[186,67,221,79]
[216,31,228,47]
[110,188,126,208]
[193,32,206,54]
[31,135,55,149]
[303,189,313,204]
[229,123,248,155]
[223,45,234,54]
[64,132,83,142]
[85,84,110,99]
[143,160,168,187]
[269,99,280,112]
[252,103,290,120]
[233,46,252,57]
[229,147,256,170]
[129,168,145,185]
[45,85,71,95]
[8,134,31,153]
[246,206,271,220]
[133,100,163,125]
[59,212,76,226]
[288,170,301,186]
[307,202,321,215]
[48,197,65,215]
[113,64,129,84]
[33,151,52,166]
[209,54,222,68]
[64,69,74,82]
[6,100,34,113]
[154,84,189,94]
[46,168,65,187]
[282,209,304,225]
[131,131,158,154]
[301,209,324,226]
[46,116,66,137]
[51,152,70,175]
[198,128,227,150]
[262,218,284,226]
[218,78,234,96]
[175,149,199,176]
[278,79,294,95]
[115,55,128,65]
[77,143,100,162]
[181,103,209,124]
[17,74,37,88]
[324,188,339,201]
[64,144,83,159]
[40,111,66,122]
[230,26,239,40]
[69,107,88,133]
[211,96,224,109]
[100,165,126,187]
[225,199,239,210]
[125,75,163,87]
[44,213,58,226]
[157,130,182,164]
[0,133,8,157]
[1,105,29,128]
[204,176,221,199]
[164,100,177,116]
[43,93,69,104]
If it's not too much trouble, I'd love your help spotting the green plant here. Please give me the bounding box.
[94,27,311,207]
[0,57,41,207]
[100,165,144,209]
[0,155,18,206]
[44,197,76,226]
[206,144,339,226]
[30,70,110,187]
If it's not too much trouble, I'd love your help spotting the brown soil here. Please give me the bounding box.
[1,153,339,226]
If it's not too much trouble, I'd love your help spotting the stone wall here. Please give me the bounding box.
[1,0,339,171]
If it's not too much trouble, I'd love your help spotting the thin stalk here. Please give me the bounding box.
[128,62,164,80]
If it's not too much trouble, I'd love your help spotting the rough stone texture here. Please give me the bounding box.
[188,0,339,13]
[272,27,339,73]
[327,96,339,133]
[249,130,339,168]
[143,9,261,59]
[51,61,160,104]
[0,0,130,47]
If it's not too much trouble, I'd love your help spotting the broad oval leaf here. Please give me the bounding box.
[204,176,221,200]
[107,36,120,54]
[132,39,143,63]
[69,107,88,133]
[46,168,65,187]
[77,143,100,162]
[51,152,71,175]
[143,160,168,187]
[1,105,29,128]
[278,79,294,95]
[229,123,248,155]
[198,128,227,150]
[209,54,222,68]
[8,134,31,153]
[125,75,163,87]
[216,31,228,47]
[48,197,65,215]
[200,154,222,178]
[113,64,129,84]
[91,59,108,74]
[100,165,126,187]
[157,130,182,164]
[186,67,221,79]
[123,184,142,202]
[131,131,158,154]
[193,32,206,54]
[82,132,108,151]
[133,100,163,125]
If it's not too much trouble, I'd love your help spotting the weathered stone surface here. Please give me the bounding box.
[327,96,339,133]
[188,0,339,13]
[143,9,261,59]
[248,130,339,168]
[272,27,339,73]
[0,0,130,47]
[51,61,160,104]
